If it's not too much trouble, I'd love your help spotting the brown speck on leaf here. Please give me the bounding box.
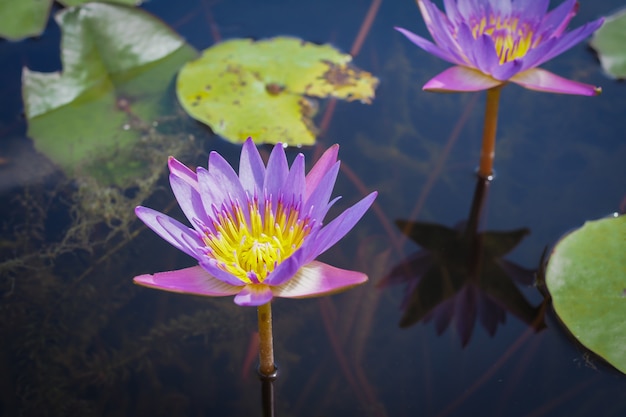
[204,85,212,90]
[116,97,131,112]
[233,100,240,105]
[266,83,285,95]
[321,60,356,88]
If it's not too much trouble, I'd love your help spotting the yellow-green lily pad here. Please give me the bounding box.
[545,214,626,374]
[176,37,379,146]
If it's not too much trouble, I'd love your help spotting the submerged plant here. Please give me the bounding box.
[396,0,604,177]
[133,137,376,375]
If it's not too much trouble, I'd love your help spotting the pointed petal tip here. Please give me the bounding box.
[511,68,602,96]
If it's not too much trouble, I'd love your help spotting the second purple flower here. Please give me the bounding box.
[396,0,604,95]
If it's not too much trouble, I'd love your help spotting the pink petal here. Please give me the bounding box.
[272,261,368,298]
[134,266,242,296]
[168,156,198,191]
[423,66,503,92]
[510,68,601,96]
[234,284,274,306]
[304,144,338,201]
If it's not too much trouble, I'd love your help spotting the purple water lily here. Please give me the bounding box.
[133,138,377,306]
[396,0,604,95]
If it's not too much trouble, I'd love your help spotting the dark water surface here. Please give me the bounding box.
[1,1,625,416]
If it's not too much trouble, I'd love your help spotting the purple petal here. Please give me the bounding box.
[283,153,306,204]
[487,0,510,17]
[471,33,501,75]
[198,258,249,287]
[305,144,338,201]
[169,174,209,229]
[395,27,461,65]
[272,261,367,298]
[456,285,477,347]
[207,151,247,205]
[457,0,491,19]
[234,285,274,306]
[263,246,307,286]
[512,0,548,21]
[510,68,601,96]
[134,266,242,296]
[264,143,289,199]
[443,0,462,23]
[539,0,577,37]
[135,206,202,259]
[168,156,198,191]
[418,1,469,64]
[532,18,604,67]
[423,66,502,92]
[313,192,377,257]
[239,137,265,195]
[491,59,523,81]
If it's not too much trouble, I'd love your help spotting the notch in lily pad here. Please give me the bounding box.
[590,8,626,79]
[176,36,379,147]
[545,214,626,374]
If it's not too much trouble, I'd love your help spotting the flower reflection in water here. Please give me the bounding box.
[380,177,545,346]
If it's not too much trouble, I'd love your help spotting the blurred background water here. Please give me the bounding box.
[1,1,625,416]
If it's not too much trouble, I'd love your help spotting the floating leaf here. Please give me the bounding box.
[22,3,196,186]
[59,0,142,6]
[0,0,53,40]
[546,214,626,374]
[590,8,626,79]
[176,37,379,146]
[0,0,143,41]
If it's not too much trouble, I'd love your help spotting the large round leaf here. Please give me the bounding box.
[176,37,378,146]
[546,214,626,374]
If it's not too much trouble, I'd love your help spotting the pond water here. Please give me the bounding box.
[1,1,625,416]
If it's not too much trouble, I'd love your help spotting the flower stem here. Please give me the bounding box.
[257,302,276,376]
[478,86,502,179]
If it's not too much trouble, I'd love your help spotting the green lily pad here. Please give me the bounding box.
[0,0,53,40]
[22,3,196,186]
[590,8,626,79]
[546,214,626,374]
[176,37,379,146]
[0,0,143,41]
[59,0,141,6]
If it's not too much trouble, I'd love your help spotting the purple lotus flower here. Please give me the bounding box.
[396,0,604,95]
[133,138,377,306]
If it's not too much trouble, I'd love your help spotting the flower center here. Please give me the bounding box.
[203,198,312,284]
[471,15,540,64]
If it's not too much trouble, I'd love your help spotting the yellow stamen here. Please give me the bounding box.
[471,14,539,64]
[203,199,311,284]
